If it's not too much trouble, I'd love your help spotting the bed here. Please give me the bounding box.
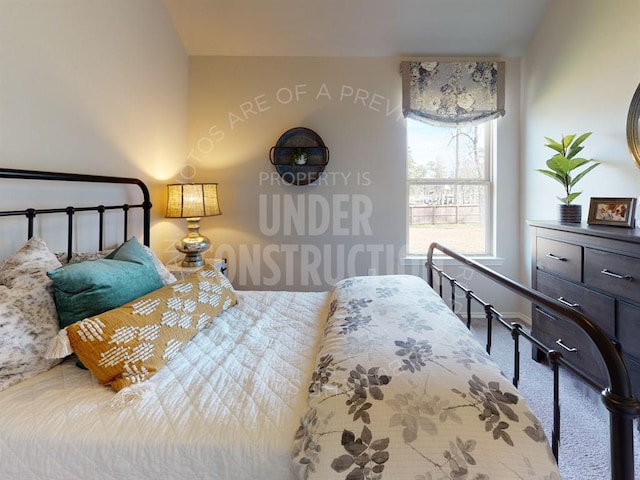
[0,168,636,479]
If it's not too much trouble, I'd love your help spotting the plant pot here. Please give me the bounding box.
[559,204,582,223]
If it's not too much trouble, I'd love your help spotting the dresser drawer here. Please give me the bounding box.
[617,301,640,358]
[584,248,640,304]
[532,307,607,387]
[536,270,615,338]
[536,237,582,282]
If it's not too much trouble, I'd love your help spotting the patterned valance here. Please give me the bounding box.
[401,60,505,126]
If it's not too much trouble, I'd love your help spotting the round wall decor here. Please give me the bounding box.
[269,127,329,185]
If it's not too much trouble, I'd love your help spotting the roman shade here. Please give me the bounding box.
[401,60,505,126]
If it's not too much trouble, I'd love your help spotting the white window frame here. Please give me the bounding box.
[405,120,495,259]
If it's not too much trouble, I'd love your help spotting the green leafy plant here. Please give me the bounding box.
[291,147,308,166]
[537,132,600,205]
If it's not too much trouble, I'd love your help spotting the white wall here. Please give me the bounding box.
[0,0,188,255]
[188,55,524,308]
[6,1,616,317]
[187,56,405,290]
[521,0,640,280]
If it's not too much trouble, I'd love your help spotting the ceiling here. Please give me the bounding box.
[163,0,551,58]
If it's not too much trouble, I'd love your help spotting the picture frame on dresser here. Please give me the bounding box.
[587,196,636,227]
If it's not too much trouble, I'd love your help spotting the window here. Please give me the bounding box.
[407,118,493,255]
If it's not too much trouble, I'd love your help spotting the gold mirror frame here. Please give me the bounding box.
[628,83,640,168]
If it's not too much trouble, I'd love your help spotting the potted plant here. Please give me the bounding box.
[536,132,600,223]
[291,148,308,166]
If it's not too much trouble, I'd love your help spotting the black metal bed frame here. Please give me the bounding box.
[427,242,640,480]
[0,168,152,258]
[1,168,637,477]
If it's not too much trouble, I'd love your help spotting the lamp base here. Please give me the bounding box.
[175,217,211,268]
[180,251,206,268]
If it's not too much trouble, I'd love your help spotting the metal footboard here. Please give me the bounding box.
[426,242,640,480]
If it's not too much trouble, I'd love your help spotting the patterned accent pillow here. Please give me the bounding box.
[0,237,62,391]
[55,250,112,264]
[0,236,62,289]
[64,264,237,391]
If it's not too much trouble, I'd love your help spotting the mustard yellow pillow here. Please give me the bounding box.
[64,264,236,391]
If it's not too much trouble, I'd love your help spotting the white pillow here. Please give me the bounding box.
[142,244,178,285]
[0,237,62,391]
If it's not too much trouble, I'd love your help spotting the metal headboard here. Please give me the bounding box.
[0,168,152,260]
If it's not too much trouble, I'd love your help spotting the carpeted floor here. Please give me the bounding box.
[469,318,640,480]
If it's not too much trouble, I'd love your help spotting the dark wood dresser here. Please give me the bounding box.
[529,220,640,393]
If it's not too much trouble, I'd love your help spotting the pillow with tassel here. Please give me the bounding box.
[47,264,237,392]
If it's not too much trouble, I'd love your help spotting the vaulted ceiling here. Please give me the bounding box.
[163,0,551,58]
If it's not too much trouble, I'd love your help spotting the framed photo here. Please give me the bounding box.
[587,197,637,227]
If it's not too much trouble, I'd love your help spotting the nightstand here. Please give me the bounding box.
[165,258,227,280]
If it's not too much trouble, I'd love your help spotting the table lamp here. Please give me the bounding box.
[165,183,221,267]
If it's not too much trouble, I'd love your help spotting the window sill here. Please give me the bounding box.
[401,255,504,267]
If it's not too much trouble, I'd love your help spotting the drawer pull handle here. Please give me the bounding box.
[600,269,633,281]
[557,296,579,308]
[546,253,567,261]
[555,339,578,353]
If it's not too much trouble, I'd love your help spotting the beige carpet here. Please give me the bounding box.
[469,318,640,480]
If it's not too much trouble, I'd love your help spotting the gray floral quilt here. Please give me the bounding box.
[292,275,560,479]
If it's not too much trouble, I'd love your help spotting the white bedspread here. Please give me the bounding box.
[0,290,329,480]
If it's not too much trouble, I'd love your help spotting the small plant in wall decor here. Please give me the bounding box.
[536,132,600,223]
[291,147,308,166]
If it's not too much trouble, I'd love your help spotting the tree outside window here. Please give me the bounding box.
[407,119,492,255]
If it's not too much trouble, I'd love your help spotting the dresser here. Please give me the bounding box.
[529,221,640,393]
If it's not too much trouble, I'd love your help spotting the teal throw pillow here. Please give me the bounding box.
[47,237,164,328]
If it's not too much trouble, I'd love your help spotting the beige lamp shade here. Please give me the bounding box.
[165,183,221,267]
[165,183,221,219]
